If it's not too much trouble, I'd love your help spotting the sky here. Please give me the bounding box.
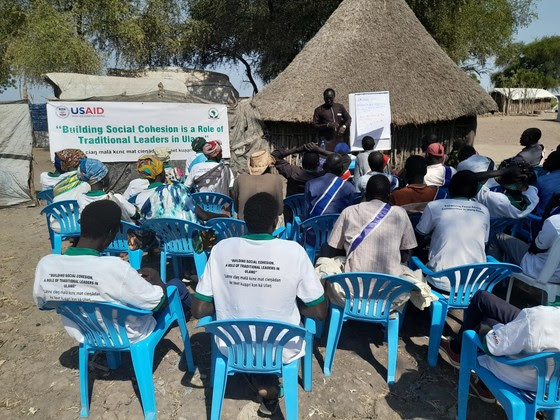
[1,0,558,103]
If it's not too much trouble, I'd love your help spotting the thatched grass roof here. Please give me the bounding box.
[252,0,496,126]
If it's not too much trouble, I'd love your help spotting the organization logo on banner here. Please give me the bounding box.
[55,106,70,118]
[208,107,219,119]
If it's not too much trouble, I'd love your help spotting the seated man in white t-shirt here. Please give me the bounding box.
[192,192,327,416]
[416,171,490,291]
[34,200,174,344]
[439,290,560,403]
[424,143,457,187]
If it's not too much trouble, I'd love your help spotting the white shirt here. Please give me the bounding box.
[457,156,499,189]
[184,161,234,193]
[475,185,539,219]
[40,171,74,190]
[424,163,457,187]
[521,215,560,281]
[76,191,138,219]
[416,198,490,291]
[53,182,91,202]
[34,251,164,344]
[479,305,560,391]
[123,178,150,200]
[196,235,325,363]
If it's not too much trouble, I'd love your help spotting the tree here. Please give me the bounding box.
[183,0,340,94]
[492,37,560,90]
[0,0,190,91]
[405,0,538,66]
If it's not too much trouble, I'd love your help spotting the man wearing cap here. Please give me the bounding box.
[312,88,352,152]
[232,150,284,220]
[424,143,457,188]
[184,141,233,195]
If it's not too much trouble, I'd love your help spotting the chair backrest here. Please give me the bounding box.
[40,200,81,235]
[536,237,560,283]
[37,189,54,204]
[432,262,522,307]
[205,217,248,242]
[202,319,306,372]
[191,192,234,214]
[143,218,208,254]
[48,300,151,350]
[283,194,306,221]
[105,221,142,253]
[300,214,340,247]
[325,273,419,320]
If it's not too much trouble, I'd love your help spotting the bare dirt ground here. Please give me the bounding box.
[1,114,559,420]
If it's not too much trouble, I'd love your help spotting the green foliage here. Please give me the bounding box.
[405,0,537,65]
[492,36,560,89]
[5,0,102,82]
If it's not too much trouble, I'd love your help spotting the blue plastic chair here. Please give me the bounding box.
[299,214,340,263]
[197,318,310,420]
[37,189,54,204]
[283,194,306,241]
[206,217,248,242]
[45,286,195,419]
[191,192,234,215]
[40,200,81,254]
[410,256,522,366]
[323,272,420,384]
[103,221,145,270]
[458,330,560,420]
[143,218,209,282]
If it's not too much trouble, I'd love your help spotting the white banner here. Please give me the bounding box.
[349,91,391,151]
[46,101,230,162]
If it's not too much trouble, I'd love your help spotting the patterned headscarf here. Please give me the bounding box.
[203,140,223,161]
[137,155,164,181]
[192,137,207,153]
[77,158,109,185]
[54,149,86,172]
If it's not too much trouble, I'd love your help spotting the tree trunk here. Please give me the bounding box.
[237,55,259,96]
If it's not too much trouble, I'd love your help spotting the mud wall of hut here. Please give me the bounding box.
[263,115,477,170]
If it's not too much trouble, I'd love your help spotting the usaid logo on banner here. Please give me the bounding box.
[70,106,105,117]
[55,106,70,118]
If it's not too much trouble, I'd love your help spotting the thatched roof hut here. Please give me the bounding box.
[252,0,496,166]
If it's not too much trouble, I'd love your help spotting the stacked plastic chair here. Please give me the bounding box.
[103,221,145,270]
[283,194,306,241]
[191,192,234,215]
[206,218,248,242]
[299,214,340,263]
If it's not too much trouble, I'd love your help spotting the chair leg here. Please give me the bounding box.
[169,292,195,373]
[160,252,167,284]
[53,234,62,254]
[323,307,345,377]
[79,345,90,417]
[386,315,400,385]
[210,356,228,420]
[427,300,447,367]
[506,277,515,303]
[283,361,300,420]
[106,352,122,370]
[128,250,143,270]
[303,331,313,392]
[130,344,157,420]
[210,339,217,385]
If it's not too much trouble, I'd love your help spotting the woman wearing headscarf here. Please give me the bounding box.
[184,140,233,195]
[184,137,208,175]
[40,149,86,190]
[75,158,139,221]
